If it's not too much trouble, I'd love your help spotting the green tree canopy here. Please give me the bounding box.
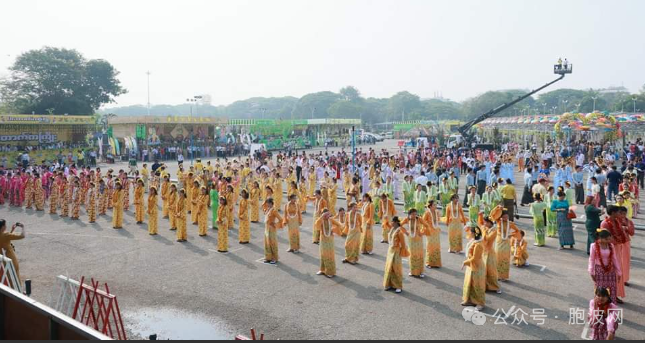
[421,99,464,120]
[387,91,421,121]
[0,47,126,115]
[290,91,341,119]
[339,86,362,103]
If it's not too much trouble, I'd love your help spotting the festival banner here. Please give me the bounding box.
[0,114,96,125]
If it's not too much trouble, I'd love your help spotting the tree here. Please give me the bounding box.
[339,86,362,103]
[290,91,341,119]
[420,99,463,120]
[536,89,588,114]
[327,100,364,119]
[616,93,645,113]
[0,47,126,115]
[462,91,514,118]
[388,91,421,122]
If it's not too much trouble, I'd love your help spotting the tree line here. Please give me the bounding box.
[1,47,644,124]
[103,85,645,126]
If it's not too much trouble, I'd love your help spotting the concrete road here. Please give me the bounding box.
[1,141,643,340]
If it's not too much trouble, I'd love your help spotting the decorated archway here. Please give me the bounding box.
[554,112,620,142]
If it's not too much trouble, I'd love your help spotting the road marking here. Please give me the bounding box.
[532,264,548,272]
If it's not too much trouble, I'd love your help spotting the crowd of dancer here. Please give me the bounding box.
[0,141,639,340]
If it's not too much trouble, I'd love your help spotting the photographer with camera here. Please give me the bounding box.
[0,220,26,282]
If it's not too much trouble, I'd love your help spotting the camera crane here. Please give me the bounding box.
[457,63,573,145]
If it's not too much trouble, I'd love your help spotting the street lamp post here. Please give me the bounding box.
[543,103,547,115]
[576,103,581,113]
[186,96,202,165]
[633,97,638,114]
[562,99,569,113]
[146,71,151,116]
[552,106,557,115]
[592,96,598,112]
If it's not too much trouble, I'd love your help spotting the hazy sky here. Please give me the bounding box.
[1,0,644,108]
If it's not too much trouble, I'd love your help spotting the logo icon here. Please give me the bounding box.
[462,307,487,326]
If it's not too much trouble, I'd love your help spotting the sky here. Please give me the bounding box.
[1,0,644,108]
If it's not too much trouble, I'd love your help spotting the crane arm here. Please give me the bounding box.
[458,74,566,142]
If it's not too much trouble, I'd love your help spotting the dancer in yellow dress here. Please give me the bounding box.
[481,216,502,294]
[112,182,124,229]
[184,172,193,213]
[263,198,284,264]
[342,202,363,265]
[197,186,209,236]
[175,189,188,242]
[308,190,327,244]
[191,180,201,225]
[299,177,308,214]
[315,209,344,278]
[462,226,486,311]
[378,193,396,243]
[273,172,283,212]
[134,179,145,224]
[33,174,45,211]
[161,176,170,219]
[147,186,159,235]
[87,182,97,223]
[60,179,70,217]
[445,194,467,254]
[217,197,229,252]
[327,179,338,216]
[284,194,302,253]
[250,181,260,223]
[511,230,529,267]
[308,167,317,197]
[359,193,375,255]
[383,217,409,294]
[496,211,520,281]
[168,184,178,230]
[225,184,235,229]
[71,180,82,220]
[24,174,34,209]
[401,209,430,278]
[49,176,59,214]
[238,190,251,244]
[423,200,442,268]
[98,179,107,215]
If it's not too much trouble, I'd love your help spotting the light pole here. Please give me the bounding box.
[592,96,598,112]
[575,103,581,113]
[146,71,151,116]
[543,103,547,115]
[562,99,569,113]
[186,95,202,165]
[633,97,638,114]
[552,106,557,115]
[310,106,316,119]
[260,108,267,120]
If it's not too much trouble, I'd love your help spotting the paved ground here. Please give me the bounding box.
[2,140,644,340]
